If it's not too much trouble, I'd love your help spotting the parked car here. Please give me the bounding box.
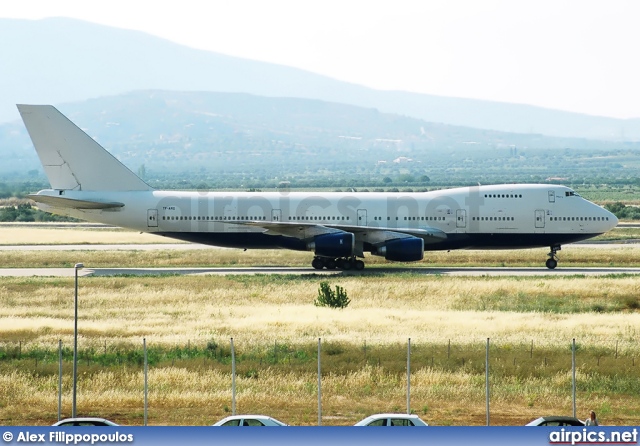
[53,417,119,426]
[354,413,429,426]
[526,416,585,426]
[212,415,288,426]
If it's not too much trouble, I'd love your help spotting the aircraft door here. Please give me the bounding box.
[147,209,158,228]
[357,209,367,226]
[271,209,281,222]
[534,210,545,229]
[456,209,466,229]
[548,190,556,203]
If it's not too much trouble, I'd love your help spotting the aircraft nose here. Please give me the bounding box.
[606,208,619,230]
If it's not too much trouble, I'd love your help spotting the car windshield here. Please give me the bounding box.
[60,421,110,426]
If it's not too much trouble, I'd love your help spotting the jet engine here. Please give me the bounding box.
[371,237,424,262]
[307,233,355,258]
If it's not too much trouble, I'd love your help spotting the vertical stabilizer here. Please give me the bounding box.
[17,104,153,191]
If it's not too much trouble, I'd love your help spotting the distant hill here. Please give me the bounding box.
[2,17,640,141]
[3,91,638,187]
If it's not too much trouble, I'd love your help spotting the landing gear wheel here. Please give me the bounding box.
[546,245,561,269]
[312,256,366,271]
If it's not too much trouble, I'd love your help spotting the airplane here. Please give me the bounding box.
[17,104,618,270]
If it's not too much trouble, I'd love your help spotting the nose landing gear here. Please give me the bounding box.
[546,245,561,269]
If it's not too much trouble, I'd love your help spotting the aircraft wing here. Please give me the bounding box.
[28,194,125,210]
[237,221,346,238]
[344,225,447,244]
[237,221,447,256]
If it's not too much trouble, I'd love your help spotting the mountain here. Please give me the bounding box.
[3,91,638,186]
[2,17,640,141]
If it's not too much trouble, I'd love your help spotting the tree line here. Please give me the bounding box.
[0,203,78,222]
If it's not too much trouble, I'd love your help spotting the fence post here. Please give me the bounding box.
[530,340,533,358]
[58,339,62,421]
[572,338,576,418]
[407,338,411,415]
[318,338,322,426]
[143,338,148,426]
[231,337,236,415]
[486,338,490,426]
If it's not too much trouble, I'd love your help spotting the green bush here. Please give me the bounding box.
[605,202,640,220]
[314,282,350,309]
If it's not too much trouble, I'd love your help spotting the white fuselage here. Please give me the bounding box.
[34,183,617,252]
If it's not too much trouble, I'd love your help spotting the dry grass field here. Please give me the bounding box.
[1,224,640,426]
[0,224,179,245]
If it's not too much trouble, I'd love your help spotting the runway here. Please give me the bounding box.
[0,242,638,277]
[1,266,639,278]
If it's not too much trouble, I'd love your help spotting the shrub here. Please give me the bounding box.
[314,282,350,309]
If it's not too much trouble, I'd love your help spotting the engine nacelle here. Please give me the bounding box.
[308,233,355,258]
[372,237,424,262]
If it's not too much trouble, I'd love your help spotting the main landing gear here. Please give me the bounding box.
[312,256,365,271]
[546,245,561,269]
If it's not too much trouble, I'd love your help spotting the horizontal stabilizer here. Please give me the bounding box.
[28,194,124,210]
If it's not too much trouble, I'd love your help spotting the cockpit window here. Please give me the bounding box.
[565,191,581,197]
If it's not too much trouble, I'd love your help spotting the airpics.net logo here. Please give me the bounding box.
[550,428,638,445]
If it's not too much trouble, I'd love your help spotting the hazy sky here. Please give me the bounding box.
[4,0,640,119]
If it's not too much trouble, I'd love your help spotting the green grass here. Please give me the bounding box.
[2,338,639,425]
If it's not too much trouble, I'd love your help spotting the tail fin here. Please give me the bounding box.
[17,104,152,192]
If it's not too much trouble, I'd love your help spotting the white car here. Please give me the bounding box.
[52,417,119,426]
[354,413,429,426]
[526,416,585,426]
[212,415,288,426]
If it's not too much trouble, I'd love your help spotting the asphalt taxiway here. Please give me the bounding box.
[0,242,638,277]
[0,266,639,277]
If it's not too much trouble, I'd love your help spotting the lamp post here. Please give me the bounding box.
[72,263,84,418]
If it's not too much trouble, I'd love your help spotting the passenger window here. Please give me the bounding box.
[390,419,412,426]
